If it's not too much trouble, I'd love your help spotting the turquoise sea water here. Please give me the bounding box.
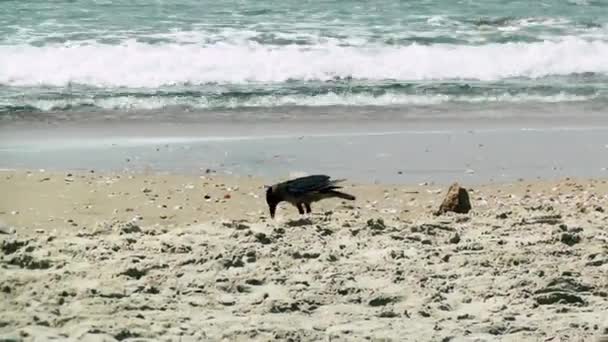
[1,0,608,120]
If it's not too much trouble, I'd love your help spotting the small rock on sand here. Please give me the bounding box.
[435,183,472,215]
[560,233,581,246]
[449,233,461,244]
[0,223,14,235]
[117,222,142,234]
[219,295,236,306]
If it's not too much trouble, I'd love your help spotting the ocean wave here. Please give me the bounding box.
[0,92,598,113]
[1,37,608,87]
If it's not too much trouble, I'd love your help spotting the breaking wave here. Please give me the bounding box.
[2,37,608,87]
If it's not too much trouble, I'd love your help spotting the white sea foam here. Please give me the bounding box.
[3,92,596,111]
[1,37,608,87]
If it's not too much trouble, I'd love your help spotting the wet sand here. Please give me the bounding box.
[1,120,608,184]
[1,170,607,341]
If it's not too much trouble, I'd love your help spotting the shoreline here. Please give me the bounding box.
[2,121,608,185]
[1,169,608,340]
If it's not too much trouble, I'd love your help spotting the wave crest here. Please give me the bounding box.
[1,37,608,87]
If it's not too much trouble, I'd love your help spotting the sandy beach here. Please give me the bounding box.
[1,169,607,341]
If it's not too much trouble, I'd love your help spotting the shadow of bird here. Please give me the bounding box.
[265,174,356,218]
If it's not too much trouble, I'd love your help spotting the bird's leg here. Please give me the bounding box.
[296,203,305,215]
[304,203,312,214]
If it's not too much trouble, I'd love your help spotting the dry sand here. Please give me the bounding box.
[1,170,607,341]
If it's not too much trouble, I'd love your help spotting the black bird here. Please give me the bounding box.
[265,174,356,218]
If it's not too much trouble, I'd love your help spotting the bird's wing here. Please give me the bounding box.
[285,174,335,195]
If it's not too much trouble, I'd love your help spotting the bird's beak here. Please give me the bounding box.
[269,203,276,219]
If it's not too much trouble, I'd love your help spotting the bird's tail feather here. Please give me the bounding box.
[327,190,356,201]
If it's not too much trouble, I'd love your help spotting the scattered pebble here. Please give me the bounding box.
[449,233,460,244]
[218,295,236,306]
[560,233,581,246]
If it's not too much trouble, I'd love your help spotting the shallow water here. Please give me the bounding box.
[2,119,607,184]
